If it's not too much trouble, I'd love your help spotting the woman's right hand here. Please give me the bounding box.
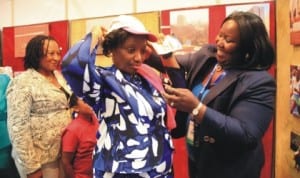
[90,26,107,53]
[162,85,199,113]
[91,26,107,41]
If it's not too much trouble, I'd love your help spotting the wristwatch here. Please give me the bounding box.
[192,102,203,117]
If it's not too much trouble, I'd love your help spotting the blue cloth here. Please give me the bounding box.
[61,35,93,98]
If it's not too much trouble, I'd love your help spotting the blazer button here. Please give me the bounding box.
[209,137,215,143]
[203,136,210,142]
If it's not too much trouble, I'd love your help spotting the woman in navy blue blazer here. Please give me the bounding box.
[146,11,275,178]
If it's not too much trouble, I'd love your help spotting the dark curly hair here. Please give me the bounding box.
[222,11,275,70]
[101,28,147,56]
[24,35,58,70]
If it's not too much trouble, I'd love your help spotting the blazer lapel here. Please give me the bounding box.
[202,70,242,104]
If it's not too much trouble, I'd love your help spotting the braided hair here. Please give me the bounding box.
[24,35,58,70]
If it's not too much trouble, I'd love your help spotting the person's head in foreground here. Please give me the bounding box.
[69,93,94,117]
[102,15,157,75]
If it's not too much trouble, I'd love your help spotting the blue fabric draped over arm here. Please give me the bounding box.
[61,33,96,97]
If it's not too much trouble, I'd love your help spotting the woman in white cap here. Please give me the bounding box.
[61,15,186,178]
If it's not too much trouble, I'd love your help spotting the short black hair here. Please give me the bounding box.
[222,11,275,70]
[24,35,58,70]
[69,93,78,108]
[102,29,137,56]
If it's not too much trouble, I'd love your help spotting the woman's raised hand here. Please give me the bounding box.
[90,26,107,53]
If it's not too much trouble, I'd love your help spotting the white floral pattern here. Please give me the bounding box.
[6,69,72,174]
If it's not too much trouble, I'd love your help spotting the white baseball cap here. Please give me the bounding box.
[150,35,182,55]
[108,15,157,42]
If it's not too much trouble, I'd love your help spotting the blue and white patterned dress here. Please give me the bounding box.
[62,33,174,178]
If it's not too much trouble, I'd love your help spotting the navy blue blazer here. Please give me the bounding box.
[146,44,276,178]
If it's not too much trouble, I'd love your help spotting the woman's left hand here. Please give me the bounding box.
[162,85,199,113]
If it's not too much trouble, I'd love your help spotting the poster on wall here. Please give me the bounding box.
[290,0,300,45]
[160,8,209,54]
[226,3,270,34]
[169,8,209,53]
[291,131,300,151]
[290,131,300,172]
[14,24,49,57]
[290,65,300,117]
[170,8,209,53]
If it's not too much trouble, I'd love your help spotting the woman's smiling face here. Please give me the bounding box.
[215,19,240,65]
[39,39,62,72]
[111,35,148,74]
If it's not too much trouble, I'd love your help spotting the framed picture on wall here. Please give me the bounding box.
[226,3,270,34]
[292,131,300,172]
[290,65,300,117]
[290,0,300,45]
[161,8,209,54]
[169,8,209,48]
[291,131,300,151]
